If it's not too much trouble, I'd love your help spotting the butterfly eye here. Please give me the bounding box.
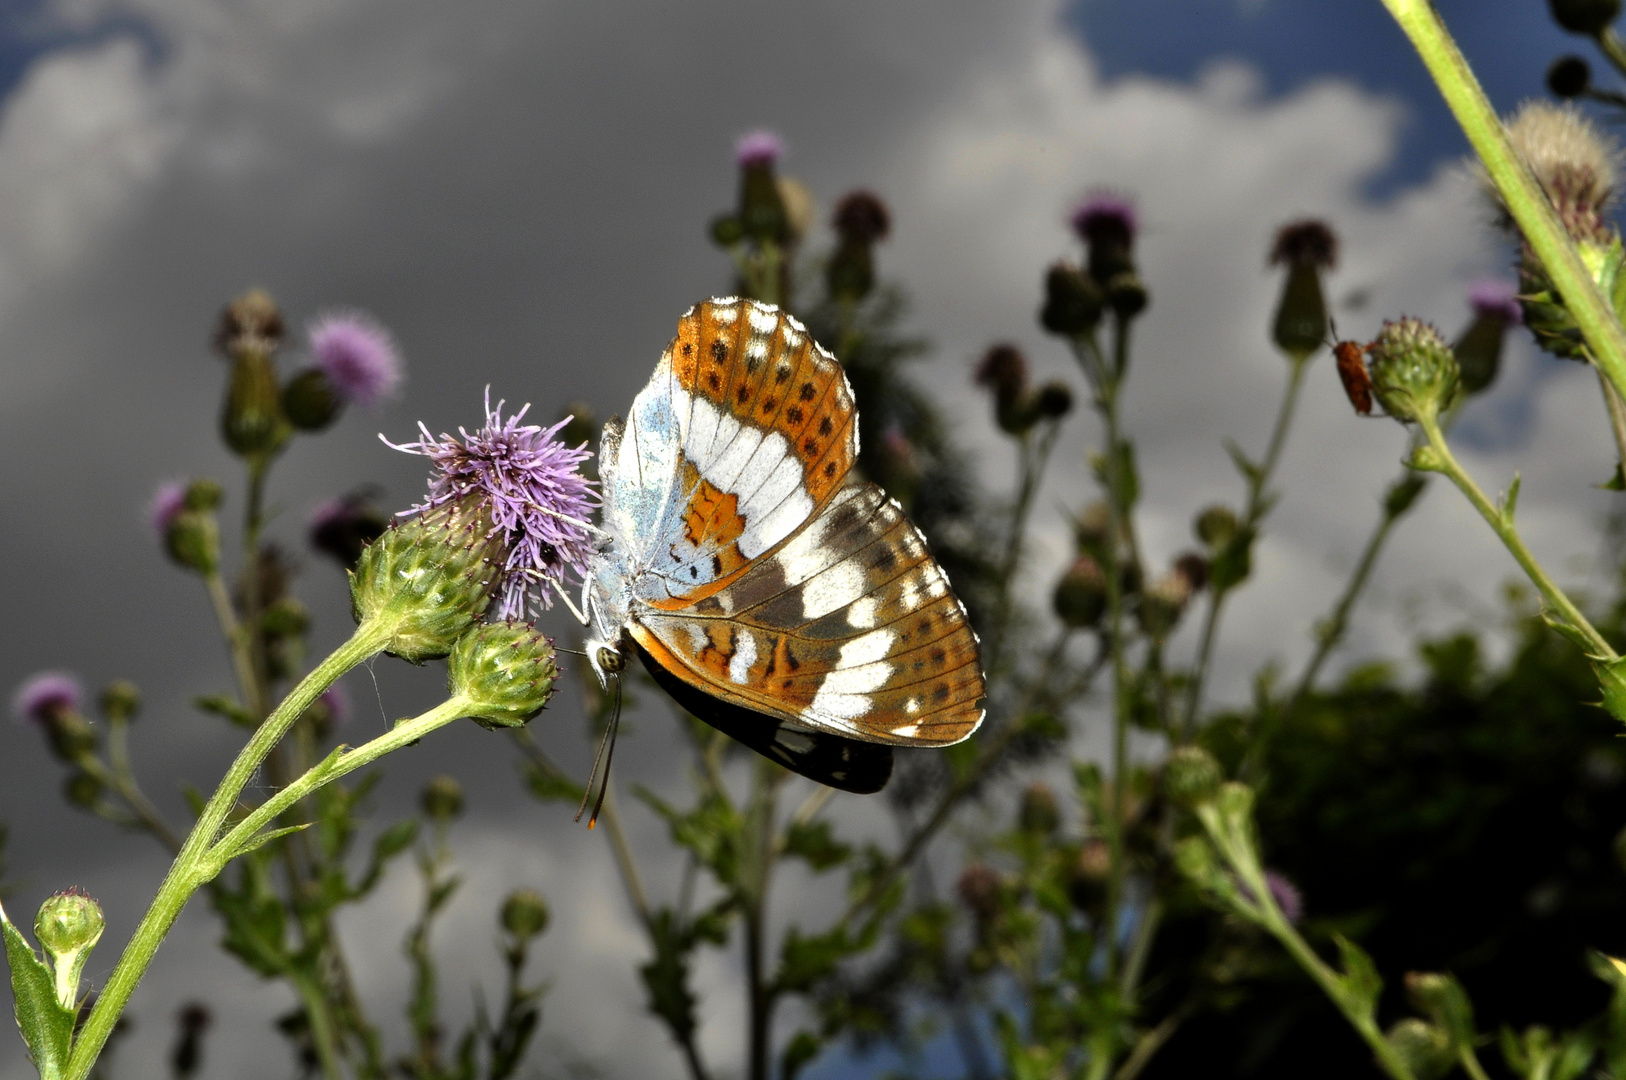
[597,646,625,674]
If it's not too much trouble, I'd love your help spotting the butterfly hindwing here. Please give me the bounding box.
[632,482,985,747]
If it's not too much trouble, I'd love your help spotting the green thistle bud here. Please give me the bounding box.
[1268,220,1337,359]
[99,680,140,724]
[826,238,876,304]
[1365,317,1460,423]
[1053,555,1107,629]
[221,346,289,458]
[213,288,284,357]
[156,479,223,575]
[282,368,343,431]
[421,775,464,821]
[44,711,96,763]
[1163,745,1223,806]
[1386,1019,1453,1080]
[1034,382,1074,419]
[1072,502,1111,554]
[1040,262,1104,336]
[1549,0,1621,36]
[349,499,507,663]
[447,621,559,729]
[64,771,103,808]
[1105,271,1149,320]
[1454,283,1521,395]
[35,888,104,1009]
[1017,782,1060,835]
[499,889,551,941]
[709,214,745,247]
[1137,569,1193,641]
[1194,504,1239,548]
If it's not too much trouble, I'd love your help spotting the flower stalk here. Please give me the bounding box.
[1380,0,1626,404]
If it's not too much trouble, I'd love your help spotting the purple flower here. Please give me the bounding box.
[1070,193,1138,248]
[149,481,187,536]
[1469,278,1523,325]
[13,672,82,725]
[308,312,402,407]
[386,390,599,617]
[1264,870,1303,924]
[735,130,783,168]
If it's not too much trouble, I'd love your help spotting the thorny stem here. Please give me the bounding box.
[1416,412,1615,659]
[1183,354,1309,734]
[1381,0,1626,407]
[65,620,393,1080]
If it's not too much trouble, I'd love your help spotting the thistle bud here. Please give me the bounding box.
[221,346,289,458]
[154,480,223,575]
[1366,317,1460,423]
[1018,782,1061,835]
[500,889,551,941]
[1548,0,1621,36]
[64,772,102,808]
[975,345,1038,435]
[1053,554,1107,629]
[1269,220,1338,360]
[1040,262,1104,337]
[1034,381,1074,419]
[735,131,788,244]
[281,368,342,431]
[827,191,891,303]
[99,680,140,724]
[309,494,388,571]
[1163,744,1223,806]
[35,888,104,1008]
[421,775,464,821]
[1068,839,1113,911]
[1386,1019,1453,1080]
[1172,552,1209,594]
[1454,280,1522,395]
[1071,195,1138,283]
[1073,502,1112,554]
[350,499,508,662]
[213,288,283,357]
[1548,55,1592,98]
[447,621,559,729]
[956,864,1002,923]
[1194,505,1239,548]
[1138,569,1194,640]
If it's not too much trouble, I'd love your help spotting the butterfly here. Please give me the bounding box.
[570,297,986,807]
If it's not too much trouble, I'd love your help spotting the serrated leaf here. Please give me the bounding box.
[1541,609,1596,653]
[782,820,850,872]
[1501,473,1522,526]
[4,916,77,1079]
[774,925,854,994]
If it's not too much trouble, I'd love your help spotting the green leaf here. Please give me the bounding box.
[638,908,700,1043]
[1333,934,1382,1023]
[1501,473,1522,526]
[782,820,851,872]
[192,694,254,727]
[3,916,77,1080]
[522,761,584,804]
[1224,439,1261,484]
[1540,609,1595,654]
[1383,475,1428,518]
[1209,526,1256,593]
[774,925,854,994]
[1600,463,1626,491]
[223,822,312,864]
[1593,656,1626,726]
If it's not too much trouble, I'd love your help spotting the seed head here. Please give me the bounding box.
[308,311,403,407]
[1498,101,1620,242]
[387,391,598,617]
[213,288,283,357]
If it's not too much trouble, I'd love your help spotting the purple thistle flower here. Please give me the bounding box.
[735,129,784,168]
[1070,193,1138,248]
[308,311,402,407]
[1264,870,1303,924]
[12,672,82,725]
[386,390,599,618]
[149,481,187,536]
[1469,278,1523,325]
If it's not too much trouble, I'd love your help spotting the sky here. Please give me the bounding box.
[0,0,1618,1077]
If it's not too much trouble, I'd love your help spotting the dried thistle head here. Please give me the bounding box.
[1492,101,1621,243]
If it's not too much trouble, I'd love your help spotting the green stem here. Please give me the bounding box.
[1458,1046,1494,1080]
[1598,27,1626,81]
[292,973,346,1080]
[1416,412,1615,658]
[65,619,392,1080]
[1598,369,1626,477]
[1380,0,1626,405]
[205,571,261,721]
[1183,355,1308,734]
[986,422,1061,680]
[1100,377,1130,983]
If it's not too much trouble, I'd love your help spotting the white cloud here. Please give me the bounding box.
[0,0,1607,1077]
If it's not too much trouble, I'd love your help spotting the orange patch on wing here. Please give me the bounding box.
[683,478,745,550]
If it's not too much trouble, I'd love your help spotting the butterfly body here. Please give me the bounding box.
[581,298,985,771]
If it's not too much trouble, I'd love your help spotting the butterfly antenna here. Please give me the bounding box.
[552,580,591,625]
[574,672,623,827]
